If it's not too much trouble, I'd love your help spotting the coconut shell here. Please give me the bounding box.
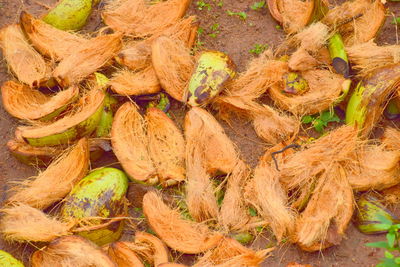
[0,24,51,87]
[20,12,89,61]
[142,191,223,254]
[111,102,157,183]
[102,0,190,36]
[31,235,116,267]
[53,33,122,87]
[277,0,315,34]
[135,231,169,266]
[152,36,195,102]
[18,88,105,147]
[108,242,145,267]
[146,108,185,186]
[109,67,160,96]
[1,80,78,121]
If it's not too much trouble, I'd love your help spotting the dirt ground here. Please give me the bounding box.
[0,0,400,266]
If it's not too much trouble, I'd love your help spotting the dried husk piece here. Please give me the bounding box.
[194,237,272,267]
[142,191,223,254]
[269,69,345,115]
[146,108,185,186]
[7,138,88,210]
[159,264,188,267]
[295,164,354,251]
[18,88,105,147]
[31,235,116,267]
[53,33,122,87]
[152,36,195,102]
[102,0,190,36]
[111,102,157,183]
[20,12,89,61]
[108,241,144,267]
[277,0,315,34]
[383,127,400,150]
[287,22,330,53]
[135,231,169,266]
[0,203,71,243]
[288,48,320,72]
[109,67,161,96]
[1,80,78,121]
[0,24,51,87]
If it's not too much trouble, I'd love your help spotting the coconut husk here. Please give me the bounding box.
[109,67,161,96]
[288,48,320,72]
[382,127,400,150]
[0,24,51,87]
[322,0,385,46]
[135,231,169,266]
[7,138,89,209]
[381,185,400,205]
[347,41,400,77]
[146,108,185,186]
[287,263,313,267]
[295,164,354,251]
[158,264,188,267]
[152,36,195,102]
[111,102,157,183]
[53,33,122,87]
[219,161,251,232]
[185,107,238,175]
[102,0,190,36]
[142,191,223,254]
[252,157,295,242]
[116,16,198,71]
[107,242,145,267]
[20,12,88,61]
[194,237,273,267]
[31,235,116,267]
[286,22,330,53]
[18,88,105,145]
[1,80,78,121]
[278,0,315,34]
[0,203,71,243]
[269,69,345,115]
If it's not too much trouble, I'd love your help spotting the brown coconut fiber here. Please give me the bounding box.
[0,24,51,87]
[277,0,314,34]
[31,235,116,267]
[158,264,188,267]
[142,191,223,254]
[20,12,89,61]
[0,203,71,243]
[152,36,195,102]
[109,67,161,96]
[18,88,105,144]
[102,0,190,37]
[111,102,157,183]
[288,48,320,72]
[8,138,89,210]
[53,33,122,87]
[135,231,169,266]
[146,108,186,186]
[107,242,145,267]
[269,69,346,115]
[295,164,354,251]
[1,80,78,121]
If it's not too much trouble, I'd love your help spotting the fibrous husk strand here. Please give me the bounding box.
[107,242,145,267]
[134,231,169,266]
[278,0,314,34]
[142,191,223,254]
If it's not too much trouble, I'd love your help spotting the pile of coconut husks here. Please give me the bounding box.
[0,0,400,266]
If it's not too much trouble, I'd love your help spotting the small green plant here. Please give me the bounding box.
[215,0,223,7]
[249,43,268,55]
[301,110,340,133]
[250,1,265,10]
[392,17,400,25]
[208,23,220,38]
[275,24,282,30]
[192,27,205,53]
[227,10,247,20]
[197,0,211,11]
[366,216,400,267]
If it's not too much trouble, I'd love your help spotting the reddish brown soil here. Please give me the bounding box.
[0,0,400,266]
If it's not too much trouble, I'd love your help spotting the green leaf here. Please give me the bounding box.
[301,115,314,124]
[395,257,400,264]
[366,241,391,249]
[249,207,257,217]
[250,1,265,10]
[378,214,395,225]
[387,232,396,248]
[392,17,400,25]
[386,251,395,259]
[313,119,325,132]
[378,258,400,267]
[320,110,333,122]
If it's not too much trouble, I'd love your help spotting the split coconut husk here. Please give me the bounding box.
[185,107,238,175]
[111,102,157,183]
[1,80,78,121]
[142,191,223,254]
[381,184,400,205]
[287,22,330,53]
[152,36,195,102]
[0,203,71,243]
[295,164,354,251]
[0,24,51,87]
[134,231,169,266]
[274,0,315,34]
[269,69,346,115]
[382,127,400,150]
[219,161,251,232]
[194,237,272,267]
[252,157,295,242]
[159,264,188,267]
[288,48,320,72]
[346,41,400,77]
[146,108,185,186]
[8,138,88,210]
[20,12,89,61]
[107,242,145,267]
[31,235,116,267]
[322,0,385,45]
[102,0,190,36]
[53,33,122,87]
[17,88,105,147]
[109,67,161,96]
